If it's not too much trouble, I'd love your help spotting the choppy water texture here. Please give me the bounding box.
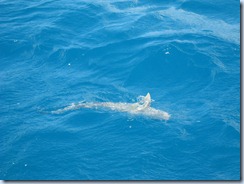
[0,0,240,180]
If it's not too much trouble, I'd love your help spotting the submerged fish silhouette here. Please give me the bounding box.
[52,93,170,120]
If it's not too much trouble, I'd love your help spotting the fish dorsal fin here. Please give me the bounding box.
[136,93,151,111]
[143,93,151,108]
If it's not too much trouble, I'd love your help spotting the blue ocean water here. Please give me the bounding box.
[0,0,240,180]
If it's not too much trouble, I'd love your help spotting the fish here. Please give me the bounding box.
[51,93,170,120]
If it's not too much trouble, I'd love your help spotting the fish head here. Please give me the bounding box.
[162,111,170,120]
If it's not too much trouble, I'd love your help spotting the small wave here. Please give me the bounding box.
[156,7,239,44]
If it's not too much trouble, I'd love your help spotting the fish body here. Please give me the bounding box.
[52,93,170,120]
